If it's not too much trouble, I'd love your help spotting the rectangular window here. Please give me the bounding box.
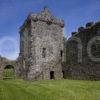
[42,48,46,58]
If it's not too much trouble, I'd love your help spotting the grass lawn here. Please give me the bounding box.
[3,69,15,79]
[0,79,100,100]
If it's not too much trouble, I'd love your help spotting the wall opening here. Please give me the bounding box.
[60,50,63,57]
[3,65,15,79]
[62,71,66,79]
[50,71,54,79]
[42,48,46,58]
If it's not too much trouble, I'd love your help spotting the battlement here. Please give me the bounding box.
[71,21,100,36]
[20,7,64,33]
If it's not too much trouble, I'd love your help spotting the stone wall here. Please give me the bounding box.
[19,7,65,80]
[0,56,18,79]
[65,21,100,80]
[0,7,99,81]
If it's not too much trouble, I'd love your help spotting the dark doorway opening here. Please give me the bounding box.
[50,71,54,79]
[60,50,63,57]
[3,65,15,79]
[62,71,66,79]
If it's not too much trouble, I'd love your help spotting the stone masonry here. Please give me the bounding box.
[65,22,100,80]
[0,7,100,81]
[19,7,65,80]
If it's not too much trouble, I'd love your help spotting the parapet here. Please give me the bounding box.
[78,26,85,32]
[86,22,94,28]
[20,7,64,33]
[72,21,100,36]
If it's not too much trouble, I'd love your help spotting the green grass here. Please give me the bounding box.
[0,79,100,100]
[3,69,15,79]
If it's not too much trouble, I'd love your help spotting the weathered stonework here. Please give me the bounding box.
[65,21,100,80]
[19,7,65,80]
[0,7,99,81]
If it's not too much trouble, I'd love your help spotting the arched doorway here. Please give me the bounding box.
[3,65,15,79]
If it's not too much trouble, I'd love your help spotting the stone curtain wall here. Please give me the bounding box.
[65,22,100,80]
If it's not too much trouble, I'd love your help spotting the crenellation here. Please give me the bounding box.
[78,26,85,32]
[86,22,94,28]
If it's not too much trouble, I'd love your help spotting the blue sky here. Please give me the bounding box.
[0,0,100,60]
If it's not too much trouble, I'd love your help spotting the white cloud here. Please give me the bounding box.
[0,36,19,60]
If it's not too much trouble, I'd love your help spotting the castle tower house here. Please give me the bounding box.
[19,7,65,80]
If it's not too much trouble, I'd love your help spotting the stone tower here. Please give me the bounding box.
[19,7,65,80]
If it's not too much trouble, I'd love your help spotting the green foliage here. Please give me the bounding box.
[0,79,100,100]
[3,69,15,79]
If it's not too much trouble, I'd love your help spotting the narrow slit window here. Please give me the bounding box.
[42,48,46,58]
[60,50,63,57]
